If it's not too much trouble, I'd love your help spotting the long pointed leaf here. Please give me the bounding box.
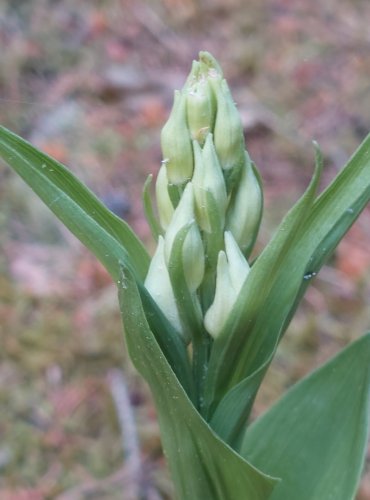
[205,137,370,449]
[118,264,278,500]
[204,153,322,420]
[0,126,149,282]
[0,126,194,392]
[282,134,370,332]
[241,334,370,500]
[208,354,273,451]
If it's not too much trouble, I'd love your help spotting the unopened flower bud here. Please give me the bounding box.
[192,135,227,232]
[209,77,245,172]
[186,77,215,145]
[161,90,193,185]
[224,231,250,290]
[164,183,204,292]
[226,152,263,256]
[183,52,222,91]
[144,236,185,339]
[204,231,250,338]
[183,60,201,90]
[204,251,233,338]
[198,51,223,77]
[155,163,174,230]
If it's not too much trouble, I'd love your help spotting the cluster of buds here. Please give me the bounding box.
[145,52,262,341]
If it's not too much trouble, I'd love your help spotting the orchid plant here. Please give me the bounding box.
[0,52,369,500]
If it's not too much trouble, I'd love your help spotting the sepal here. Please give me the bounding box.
[161,90,193,184]
[144,236,184,338]
[164,183,205,292]
[226,153,263,256]
[204,232,250,338]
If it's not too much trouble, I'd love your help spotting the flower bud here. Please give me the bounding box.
[186,77,215,145]
[192,135,227,232]
[164,183,204,292]
[226,152,263,256]
[209,77,245,172]
[155,163,174,230]
[183,52,223,91]
[204,251,234,338]
[204,231,250,338]
[198,51,223,77]
[183,60,201,90]
[161,90,193,185]
[224,231,250,290]
[144,236,185,339]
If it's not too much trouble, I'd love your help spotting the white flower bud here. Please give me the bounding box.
[164,183,205,292]
[224,231,250,291]
[192,135,227,232]
[226,152,263,256]
[144,236,184,339]
[161,90,193,185]
[198,51,223,77]
[204,251,234,338]
[155,164,174,230]
[186,77,215,145]
[204,231,250,338]
[209,77,245,172]
[183,60,201,90]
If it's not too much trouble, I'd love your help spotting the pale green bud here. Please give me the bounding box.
[209,77,245,172]
[192,135,227,232]
[204,231,250,338]
[183,52,222,91]
[161,90,193,185]
[183,60,201,90]
[226,152,263,256]
[204,251,234,338]
[144,236,185,339]
[224,231,250,290]
[164,183,205,292]
[186,77,214,145]
[155,163,174,230]
[198,51,223,77]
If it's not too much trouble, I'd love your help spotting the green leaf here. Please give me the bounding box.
[142,174,162,241]
[118,264,278,500]
[0,126,149,282]
[0,126,193,393]
[241,334,370,500]
[208,354,272,450]
[204,137,370,449]
[167,223,204,341]
[204,151,322,432]
[167,222,211,410]
[139,286,195,399]
[282,137,370,332]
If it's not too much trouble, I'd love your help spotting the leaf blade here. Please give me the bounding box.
[204,136,370,449]
[0,126,195,392]
[241,334,370,500]
[204,154,322,422]
[0,126,150,282]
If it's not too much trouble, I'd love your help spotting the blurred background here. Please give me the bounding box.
[0,0,370,498]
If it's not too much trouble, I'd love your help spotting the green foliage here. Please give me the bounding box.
[0,126,149,283]
[242,333,370,500]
